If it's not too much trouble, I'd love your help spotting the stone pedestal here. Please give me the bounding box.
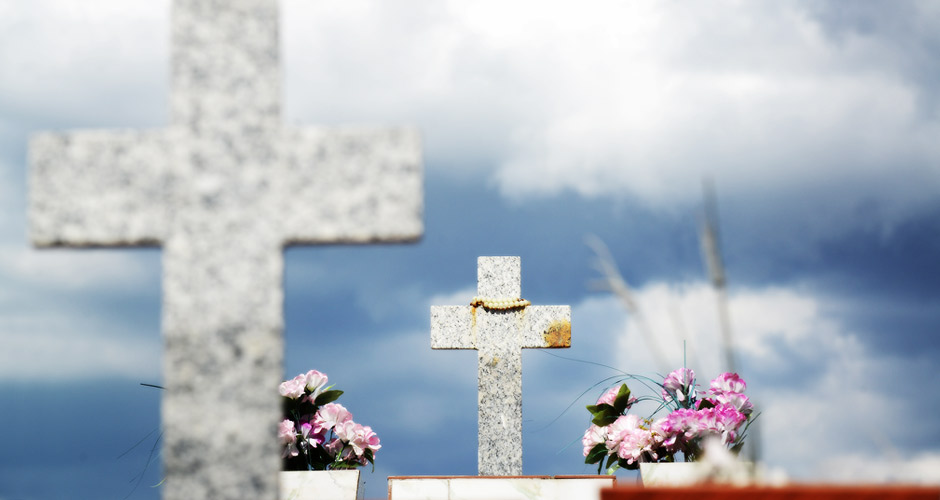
[388,475,615,500]
[279,470,361,500]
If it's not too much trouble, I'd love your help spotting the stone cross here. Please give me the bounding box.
[28,1,422,499]
[430,256,571,476]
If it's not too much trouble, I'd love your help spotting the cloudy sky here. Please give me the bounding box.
[2,1,940,498]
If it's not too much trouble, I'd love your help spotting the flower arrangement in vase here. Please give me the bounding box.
[279,370,380,471]
[583,367,756,474]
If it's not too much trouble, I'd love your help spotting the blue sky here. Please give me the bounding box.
[2,1,940,499]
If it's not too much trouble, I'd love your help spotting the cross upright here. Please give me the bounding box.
[28,1,422,499]
[431,256,571,476]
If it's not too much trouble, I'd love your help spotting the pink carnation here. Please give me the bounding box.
[278,419,299,458]
[660,408,702,450]
[299,421,325,449]
[662,368,696,403]
[279,374,307,400]
[710,372,746,394]
[617,425,656,465]
[314,403,352,434]
[305,370,329,397]
[342,422,381,457]
[596,386,619,406]
[605,414,641,453]
[705,405,747,445]
[323,437,343,458]
[707,391,754,415]
[649,418,668,449]
[582,424,608,457]
[662,405,746,449]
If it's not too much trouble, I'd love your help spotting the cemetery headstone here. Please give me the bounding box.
[431,256,571,475]
[29,1,422,498]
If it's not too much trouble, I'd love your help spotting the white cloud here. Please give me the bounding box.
[0,0,168,127]
[0,244,157,292]
[281,0,940,235]
[7,0,938,235]
[0,313,160,382]
[602,280,939,483]
[819,451,940,484]
[427,286,477,309]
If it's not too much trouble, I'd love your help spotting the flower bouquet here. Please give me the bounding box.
[583,368,755,474]
[279,370,381,471]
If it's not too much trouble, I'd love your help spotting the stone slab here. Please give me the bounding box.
[389,476,616,500]
[279,470,361,500]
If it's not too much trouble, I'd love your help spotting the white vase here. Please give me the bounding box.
[279,470,361,500]
[639,462,709,486]
[640,461,758,487]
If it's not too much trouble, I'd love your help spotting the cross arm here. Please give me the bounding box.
[277,126,422,245]
[29,130,173,247]
[520,305,572,349]
[430,306,477,349]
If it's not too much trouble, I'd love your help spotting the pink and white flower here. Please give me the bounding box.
[313,403,352,434]
[605,414,641,453]
[323,437,344,458]
[596,386,620,406]
[617,424,656,465]
[278,419,299,458]
[278,374,307,400]
[279,369,380,470]
[304,370,329,401]
[707,391,754,415]
[299,421,325,450]
[583,367,754,469]
[710,372,746,394]
[582,424,608,457]
[662,367,696,403]
[342,422,381,457]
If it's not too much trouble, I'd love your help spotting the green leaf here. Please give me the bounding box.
[314,390,344,406]
[586,404,611,415]
[613,384,633,413]
[591,412,619,427]
[605,453,618,470]
[584,443,608,465]
[606,462,621,475]
[618,458,640,471]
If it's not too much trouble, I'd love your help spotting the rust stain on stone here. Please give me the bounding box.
[543,320,571,348]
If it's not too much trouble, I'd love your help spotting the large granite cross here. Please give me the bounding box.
[28,1,422,498]
[430,256,571,476]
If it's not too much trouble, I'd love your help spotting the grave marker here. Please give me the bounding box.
[431,256,571,475]
[29,1,422,498]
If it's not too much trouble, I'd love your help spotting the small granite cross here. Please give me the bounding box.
[431,256,571,476]
[28,1,422,499]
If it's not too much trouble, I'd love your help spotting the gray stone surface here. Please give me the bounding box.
[28,1,422,499]
[430,256,571,476]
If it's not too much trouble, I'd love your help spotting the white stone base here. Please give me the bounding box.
[280,470,361,500]
[639,461,761,487]
[388,475,615,500]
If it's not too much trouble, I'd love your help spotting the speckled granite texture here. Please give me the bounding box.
[28,1,423,499]
[430,257,571,476]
